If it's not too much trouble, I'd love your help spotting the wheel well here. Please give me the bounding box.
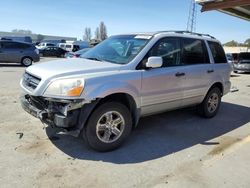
[96,93,138,127]
[21,56,33,61]
[210,82,223,95]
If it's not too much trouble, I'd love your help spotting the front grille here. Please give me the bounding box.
[23,72,41,90]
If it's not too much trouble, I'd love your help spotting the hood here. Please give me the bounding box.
[26,58,121,80]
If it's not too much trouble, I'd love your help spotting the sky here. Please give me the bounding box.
[0,0,249,43]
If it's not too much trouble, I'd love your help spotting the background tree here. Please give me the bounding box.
[37,34,45,42]
[224,40,239,47]
[99,21,108,41]
[83,27,92,42]
[11,29,32,35]
[244,38,250,47]
[95,27,100,40]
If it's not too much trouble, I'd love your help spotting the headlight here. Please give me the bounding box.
[44,78,84,97]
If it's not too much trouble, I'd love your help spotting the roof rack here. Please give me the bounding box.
[156,30,216,39]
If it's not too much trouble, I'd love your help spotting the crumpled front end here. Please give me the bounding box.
[20,94,83,128]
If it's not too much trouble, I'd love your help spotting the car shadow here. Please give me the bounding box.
[0,63,23,67]
[45,102,250,164]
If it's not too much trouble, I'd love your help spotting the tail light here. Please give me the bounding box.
[35,48,39,55]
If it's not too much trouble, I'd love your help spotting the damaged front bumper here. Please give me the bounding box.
[20,95,86,129]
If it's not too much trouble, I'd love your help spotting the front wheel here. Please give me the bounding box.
[198,87,222,118]
[83,102,132,152]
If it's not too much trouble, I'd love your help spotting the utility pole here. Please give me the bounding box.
[187,0,197,33]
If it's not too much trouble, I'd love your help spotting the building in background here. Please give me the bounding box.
[223,46,250,54]
[0,31,77,44]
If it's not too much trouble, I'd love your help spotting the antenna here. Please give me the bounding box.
[187,0,197,33]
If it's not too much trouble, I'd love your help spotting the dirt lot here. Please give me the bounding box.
[0,58,250,188]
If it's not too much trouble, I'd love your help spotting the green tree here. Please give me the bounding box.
[37,34,45,42]
[244,38,250,47]
[224,40,239,47]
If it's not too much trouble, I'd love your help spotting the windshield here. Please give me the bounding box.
[81,35,151,64]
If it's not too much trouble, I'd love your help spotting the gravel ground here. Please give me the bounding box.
[0,58,250,188]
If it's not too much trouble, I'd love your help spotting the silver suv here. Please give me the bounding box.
[20,31,231,151]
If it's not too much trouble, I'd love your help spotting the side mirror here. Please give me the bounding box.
[146,57,163,68]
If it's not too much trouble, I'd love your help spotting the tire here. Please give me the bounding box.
[21,57,33,67]
[198,87,222,118]
[83,102,132,152]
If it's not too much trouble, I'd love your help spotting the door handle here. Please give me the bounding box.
[175,72,185,77]
[207,69,214,73]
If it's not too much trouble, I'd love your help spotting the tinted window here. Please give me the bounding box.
[15,43,31,49]
[47,43,54,47]
[182,38,209,65]
[239,53,250,60]
[208,41,227,63]
[2,42,17,49]
[148,37,181,67]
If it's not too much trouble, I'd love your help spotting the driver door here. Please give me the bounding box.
[140,37,185,116]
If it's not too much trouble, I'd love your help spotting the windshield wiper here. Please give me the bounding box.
[84,57,103,62]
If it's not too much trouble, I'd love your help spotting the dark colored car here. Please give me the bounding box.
[233,52,250,73]
[0,40,40,66]
[39,47,67,57]
[64,48,90,58]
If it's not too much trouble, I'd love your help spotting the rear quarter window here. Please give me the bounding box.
[208,41,227,64]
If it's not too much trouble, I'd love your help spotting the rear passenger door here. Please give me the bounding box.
[179,38,214,107]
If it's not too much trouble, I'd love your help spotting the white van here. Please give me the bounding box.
[58,41,89,52]
[36,42,55,49]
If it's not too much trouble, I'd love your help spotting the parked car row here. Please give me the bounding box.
[226,52,250,73]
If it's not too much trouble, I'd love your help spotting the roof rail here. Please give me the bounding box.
[156,30,216,39]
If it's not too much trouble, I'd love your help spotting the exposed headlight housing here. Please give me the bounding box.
[44,78,84,97]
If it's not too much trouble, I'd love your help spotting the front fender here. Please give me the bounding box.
[83,81,141,108]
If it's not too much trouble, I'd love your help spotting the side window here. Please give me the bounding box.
[2,42,16,49]
[208,41,227,64]
[15,43,30,49]
[148,37,181,67]
[181,38,209,65]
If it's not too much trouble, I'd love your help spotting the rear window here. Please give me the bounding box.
[208,41,227,63]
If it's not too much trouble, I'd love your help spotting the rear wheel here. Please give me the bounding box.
[21,57,33,67]
[83,102,132,152]
[198,87,222,118]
